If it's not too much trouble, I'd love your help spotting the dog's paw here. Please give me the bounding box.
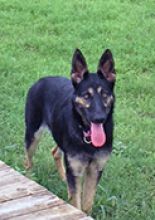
[24,159,33,170]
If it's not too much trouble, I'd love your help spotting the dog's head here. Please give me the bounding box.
[71,49,116,148]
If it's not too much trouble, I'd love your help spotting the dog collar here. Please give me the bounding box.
[78,124,92,144]
[83,130,92,144]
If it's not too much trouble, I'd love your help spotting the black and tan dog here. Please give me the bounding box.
[24,48,116,213]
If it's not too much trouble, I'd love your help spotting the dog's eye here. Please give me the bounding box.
[100,90,108,99]
[102,93,108,98]
[83,93,90,99]
[105,95,113,108]
[98,87,108,98]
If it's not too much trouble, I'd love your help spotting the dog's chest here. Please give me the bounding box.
[67,151,110,177]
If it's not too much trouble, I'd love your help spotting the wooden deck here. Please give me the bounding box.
[0,161,93,220]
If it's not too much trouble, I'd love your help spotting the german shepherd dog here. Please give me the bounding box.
[24,48,116,213]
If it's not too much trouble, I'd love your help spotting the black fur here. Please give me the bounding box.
[25,48,116,212]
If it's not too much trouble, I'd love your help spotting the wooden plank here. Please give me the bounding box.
[79,217,93,220]
[0,177,47,202]
[0,161,93,220]
[0,193,64,219]
[0,165,49,202]
[0,160,5,168]
[0,161,11,170]
[10,204,87,220]
[0,172,27,187]
[0,166,10,173]
[0,167,17,177]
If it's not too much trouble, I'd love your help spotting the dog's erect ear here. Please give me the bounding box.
[97,49,116,82]
[71,49,89,86]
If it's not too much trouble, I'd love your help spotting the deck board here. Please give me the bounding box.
[0,161,93,220]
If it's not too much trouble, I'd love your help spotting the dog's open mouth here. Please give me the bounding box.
[83,123,106,147]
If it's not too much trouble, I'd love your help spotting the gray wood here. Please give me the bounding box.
[0,161,93,220]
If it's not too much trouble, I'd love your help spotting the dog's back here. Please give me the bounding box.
[25,76,73,126]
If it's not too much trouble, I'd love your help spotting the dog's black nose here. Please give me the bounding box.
[91,116,106,124]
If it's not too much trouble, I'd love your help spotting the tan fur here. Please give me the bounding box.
[97,86,102,94]
[104,95,113,107]
[67,153,109,213]
[88,87,94,96]
[82,165,98,213]
[94,152,110,171]
[69,177,82,210]
[82,153,109,213]
[72,68,87,84]
[24,123,110,214]
[67,155,88,177]
[24,127,44,169]
[100,59,116,82]
[75,96,90,108]
[24,123,110,213]
[97,86,108,99]
[24,140,38,169]
[51,146,66,181]
[67,155,88,210]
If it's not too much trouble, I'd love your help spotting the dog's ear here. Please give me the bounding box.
[97,49,116,82]
[71,49,89,86]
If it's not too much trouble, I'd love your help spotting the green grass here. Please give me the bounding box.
[0,0,155,219]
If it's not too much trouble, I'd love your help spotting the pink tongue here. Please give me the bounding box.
[91,123,106,147]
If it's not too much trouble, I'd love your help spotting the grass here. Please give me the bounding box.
[0,0,155,219]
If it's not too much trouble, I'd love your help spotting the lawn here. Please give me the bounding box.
[0,0,155,219]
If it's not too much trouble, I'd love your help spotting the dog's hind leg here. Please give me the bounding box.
[24,126,43,169]
[24,91,44,169]
[51,146,66,181]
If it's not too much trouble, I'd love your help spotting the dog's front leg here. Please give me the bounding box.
[82,164,101,213]
[67,174,82,210]
[82,154,109,213]
[65,155,86,210]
